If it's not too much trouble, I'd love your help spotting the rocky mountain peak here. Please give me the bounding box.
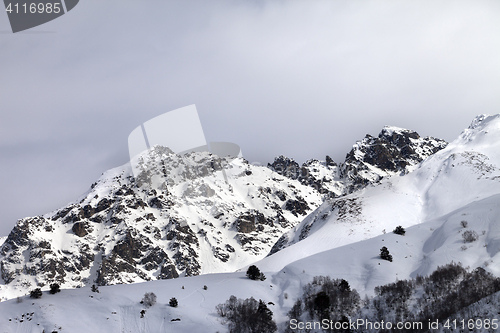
[378,125,420,142]
[340,126,447,192]
[0,147,323,299]
[267,156,300,179]
[267,126,448,197]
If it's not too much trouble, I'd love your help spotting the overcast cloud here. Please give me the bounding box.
[0,0,499,236]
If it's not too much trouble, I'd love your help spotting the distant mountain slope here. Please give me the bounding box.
[268,114,500,258]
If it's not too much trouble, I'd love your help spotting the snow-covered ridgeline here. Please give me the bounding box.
[268,114,500,264]
[0,120,449,301]
[0,149,323,301]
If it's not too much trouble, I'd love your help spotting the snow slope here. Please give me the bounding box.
[0,270,286,333]
[269,193,500,299]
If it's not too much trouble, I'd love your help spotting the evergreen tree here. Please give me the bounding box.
[254,300,277,333]
[246,265,266,280]
[314,291,330,318]
[49,283,61,294]
[169,297,178,307]
[339,279,351,293]
[30,288,42,299]
[393,225,406,236]
[380,246,393,262]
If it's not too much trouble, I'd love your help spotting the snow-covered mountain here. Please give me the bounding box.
[0,115,499,332]
[268,114,500,260]
[0,148,324,300]
[0,124,445,301]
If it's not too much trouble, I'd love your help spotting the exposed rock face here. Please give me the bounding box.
[0,146,322,296]
[72,222,91,237]
[284,197,310,217]
[0,216,95,287]
[95,228,179,285]
[341,126,447,193]
[268,126,447,197]
[268,156,301,179]
[268,156,341,195]
[234,210,273,234]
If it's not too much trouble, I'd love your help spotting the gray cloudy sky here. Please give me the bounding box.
[0,0,499,236]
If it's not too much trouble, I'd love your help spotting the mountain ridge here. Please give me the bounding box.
[0,121,450,301]
[265,114,500,267]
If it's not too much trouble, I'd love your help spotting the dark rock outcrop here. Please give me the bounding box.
[72,222,90,237]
